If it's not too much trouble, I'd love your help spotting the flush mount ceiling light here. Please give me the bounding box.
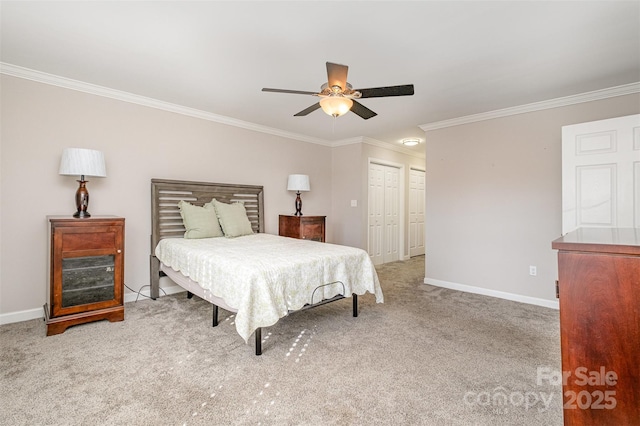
[402,138,421,146]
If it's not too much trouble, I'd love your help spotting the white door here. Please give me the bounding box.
[409,169,426,257]
[368,163,400,265]
[562,114,640,234]
[383,166,400,263]
[368,164,385,265]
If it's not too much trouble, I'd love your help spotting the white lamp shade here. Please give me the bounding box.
[287,174,310,192]
[59,148,106,177]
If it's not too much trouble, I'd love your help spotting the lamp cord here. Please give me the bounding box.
[124,283,167,302]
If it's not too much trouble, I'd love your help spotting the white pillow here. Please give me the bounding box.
[212,199,254,238]
[178,200,224,239]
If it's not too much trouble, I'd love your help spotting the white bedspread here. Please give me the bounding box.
[154,233,383,342]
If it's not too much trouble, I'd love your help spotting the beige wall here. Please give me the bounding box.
[0,75,336,318]
[424,94,640,304]
[330,143,427,255]
[331,143,364,248]
[0,75,424,322]
[6,71,633,321]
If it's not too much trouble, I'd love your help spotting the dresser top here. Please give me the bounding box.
[48,215,124,223]
[552,227,640,255]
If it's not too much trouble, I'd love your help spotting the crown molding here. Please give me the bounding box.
[361,136,425,158]
[8,62,630,152]
[0,62,333,147]
[420,81,640,132]
[332,136,426,159]
[330,136,365,148]
[2,62,427,154]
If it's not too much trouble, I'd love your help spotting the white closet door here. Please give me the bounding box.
[383,166,400,263]
[368,162,400,265]
[368,163,385,265]
[409,169,426,257]
[562,114,640,234]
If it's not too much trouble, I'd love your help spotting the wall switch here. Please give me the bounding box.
[350,200,357,207]
[529,266,537,276]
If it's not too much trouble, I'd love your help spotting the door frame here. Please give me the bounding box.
[367,157,406,262]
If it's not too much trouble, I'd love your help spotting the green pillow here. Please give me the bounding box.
[212,199,254,238]
[178,200,224,239]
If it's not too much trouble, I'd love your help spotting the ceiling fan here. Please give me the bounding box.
[262,62,414,120]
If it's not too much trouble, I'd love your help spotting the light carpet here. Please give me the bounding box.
[0,256,562,425]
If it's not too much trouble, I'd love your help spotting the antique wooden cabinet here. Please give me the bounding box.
[45,216,125,335]
[552,228,639,425]
[278,215,325,242]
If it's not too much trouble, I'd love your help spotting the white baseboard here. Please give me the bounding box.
[0,285,187,326]
[424,277,559,310]
[0,307,45,325]
[2,279,556,326]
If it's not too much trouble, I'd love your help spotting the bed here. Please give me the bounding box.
[149,178,383,354]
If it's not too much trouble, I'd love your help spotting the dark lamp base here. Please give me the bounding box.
[294,191,303,216]
[74,179,91,219]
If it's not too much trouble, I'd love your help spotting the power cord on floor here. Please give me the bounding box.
[124,283,167,302]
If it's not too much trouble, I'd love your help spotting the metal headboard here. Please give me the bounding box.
[149,178,264,299]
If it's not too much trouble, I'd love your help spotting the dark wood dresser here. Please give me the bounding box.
[278,215,325,242]
[552,227,639,425]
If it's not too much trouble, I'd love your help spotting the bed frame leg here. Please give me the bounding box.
[149,255,160,300]
[352,294,358,317]
[212,305,219,327]
[255,328,262,356]
[187,291,194,299]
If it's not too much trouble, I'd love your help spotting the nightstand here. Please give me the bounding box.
[44,216,125,335]
[279,215,325,242]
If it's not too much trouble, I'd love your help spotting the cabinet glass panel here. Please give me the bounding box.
[61,255,115,307]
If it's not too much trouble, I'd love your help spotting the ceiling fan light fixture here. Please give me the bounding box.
[402,138,421,147]
[319,96,353,117]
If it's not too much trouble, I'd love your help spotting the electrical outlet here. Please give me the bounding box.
[529,266,537,276]
[350,200,357,207]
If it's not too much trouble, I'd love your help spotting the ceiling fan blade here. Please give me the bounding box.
[350,100,377,120]
[326,62,349,91]
[294,103,321,116]
[357,84,415,98]
[262,88,318,96]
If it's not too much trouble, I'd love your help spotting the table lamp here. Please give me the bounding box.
[59,148,107,218]
[287,174,310,216]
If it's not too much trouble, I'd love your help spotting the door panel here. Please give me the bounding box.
[368,164,384,264]
[409,169,425,257]
[368,162,400,265]
[383,167,399,263]
[562,114,640,233]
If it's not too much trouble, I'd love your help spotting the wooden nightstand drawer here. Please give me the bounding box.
[279,215,325,242]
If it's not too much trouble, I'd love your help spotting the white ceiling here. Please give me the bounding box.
[2,1,639,152]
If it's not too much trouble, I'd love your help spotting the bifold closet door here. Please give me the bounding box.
[368,163,400,265]
[409,169,425,257]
